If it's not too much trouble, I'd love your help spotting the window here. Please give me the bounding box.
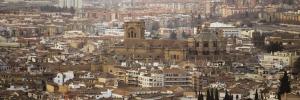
[214,50,219,55]
[195,42,199,47]
[173,55,177,59]
[203,51,209,55]
[128,32,131,38]
[203,41,209,47]
[130,32,134,38]
[213,41,217,47]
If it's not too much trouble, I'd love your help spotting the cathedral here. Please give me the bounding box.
[112,21,226,62]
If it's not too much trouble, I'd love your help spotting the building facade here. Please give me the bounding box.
[59,0,83,9]
[138,72,164,87]
[112,21,226,62]
[259,52,299,69]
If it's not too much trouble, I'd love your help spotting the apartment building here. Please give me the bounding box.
[163,68,191,87]
[259,52,299,69]
[138,71,164,87]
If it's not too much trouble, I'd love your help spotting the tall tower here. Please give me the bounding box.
[124,21,145,40]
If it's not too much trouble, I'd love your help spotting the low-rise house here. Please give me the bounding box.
[112,87,161,100]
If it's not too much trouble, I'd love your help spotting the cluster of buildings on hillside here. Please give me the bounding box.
[1,19,300,99]
[1,0,300,100]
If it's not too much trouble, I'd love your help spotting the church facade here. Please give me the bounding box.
[112,21,226,62]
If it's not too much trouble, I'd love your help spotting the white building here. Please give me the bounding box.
[59,0,83,9]
[53,71,74,85]
[163,68,191,87]
[240,29,255,38]
[209,22,241,37]
[259,52,298,69]
[63,31,87,38]
[138,72,164,87]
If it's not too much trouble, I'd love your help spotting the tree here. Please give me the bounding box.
[210,88,214,100]
[252,31,266,49]
[265,42,284,53]
[260,91,264,100]
[278,71,291,99]
[207,89,211,100]
[169,31,177,40]
[255,90,259,100]
[229,94,233,100]
[182,31,188,39]
[223,90,229,100]
[198,92,204,100]
[293,57,300,74]
[151,22,160,32]
[12,30,16,37]
[206,89,210,100]
[41,80,46,91]
[128,94,134,100]
[283,0,294,5]
[215,88,219,100]
[70,7,75,14]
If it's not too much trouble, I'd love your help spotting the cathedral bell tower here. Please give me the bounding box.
[124,21,145,40]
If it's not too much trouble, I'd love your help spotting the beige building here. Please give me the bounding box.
[261,10,300,25]
[112,21,226,62]
[163,68,191,87]
[259,52,299,69]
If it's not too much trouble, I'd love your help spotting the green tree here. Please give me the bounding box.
[223,90,229,100]
[278,71,291,99]
[198,92,204,100]
[210,88,214,100]
[207,89,211,100]
[265,42,284,53]
[151,22,160,32]
[230,94,233,100]
[182,31,188,39]
[255,90,259,100]
[169,31,177,40]
[293,57,300,74]
[70,7,75,14]
[215,88,219,100]
[283,0,294,5]
[12,30,16,37]
[252,31,266,49]
[260,91,264,100]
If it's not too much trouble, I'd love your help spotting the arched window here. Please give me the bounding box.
[133,33,136,38]
[128,27,135,38]
[130,30,135,38]
[128,32,131,38]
